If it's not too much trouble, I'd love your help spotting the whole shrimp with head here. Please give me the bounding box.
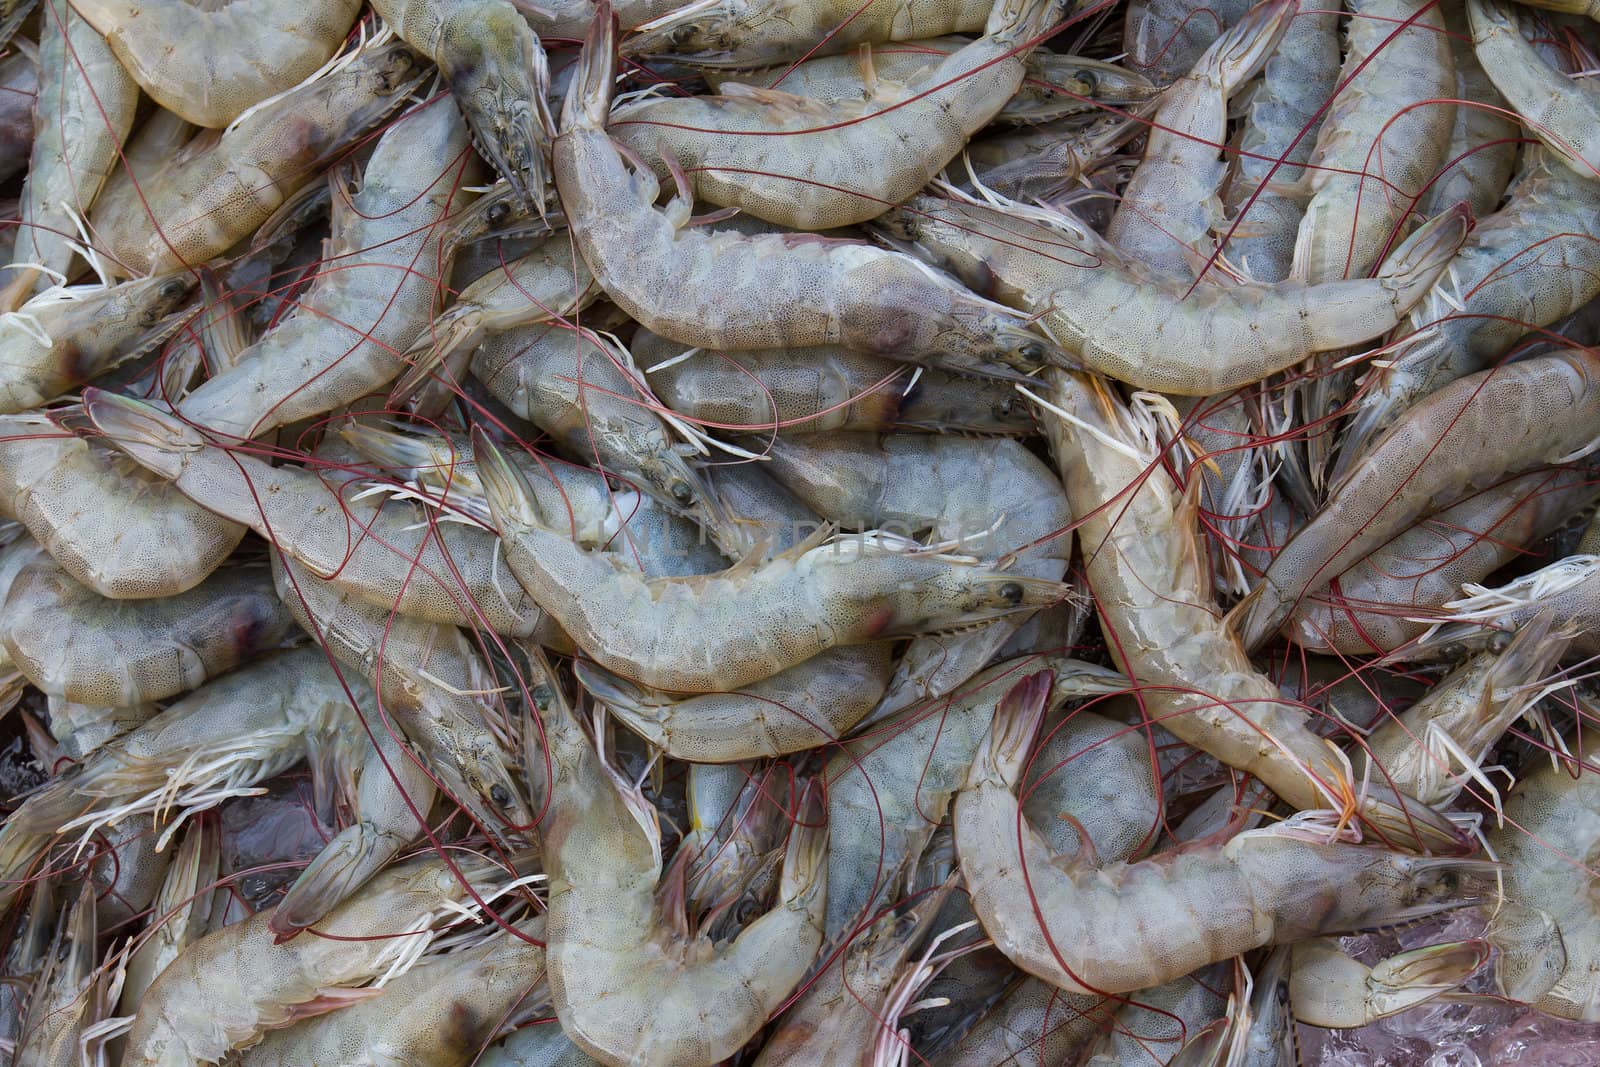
[534,657,828,1067]
[476,428,1066,693]
[553,9,1060,381]
[955,671,1496,996]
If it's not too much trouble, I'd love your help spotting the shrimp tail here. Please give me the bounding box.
[562,1,617,133]
[389,304,487,406]
[965,670,1053,790]
[81,388,205,480]
[1290,937,1491,1028]
[471,425,549,531]
[271,821,415,941]
[1375,202,1474,314]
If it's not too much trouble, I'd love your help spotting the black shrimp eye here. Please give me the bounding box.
[490,784,513,808]
[671,481,694,505]
[487,201,511,225]
[1018,341,1046,364]
[670,24,696,45]
[159,279,187,301]
[998,581,1024,605]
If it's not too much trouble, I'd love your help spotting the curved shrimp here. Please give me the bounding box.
[65,0,363,127]
[1236,349,1600,649]
[881,192,1467,395]
[0,411,246,598]
[577,643,894,761]
[476,427,1067,693]
[235,918,547,1066]
[122,850,526,1066]
[1105,0,1292,278]
[955,676,1495,996]
[823,655,1129,944]
[0,271,193,412]
[1286,465,1600,655]
[1219,0,1340,283]
[627,0,995,66]
[554,15,1058,381]
[1,557,292,706]
[636,333,1036,436]
[370,0,553,209]
[1041,370,1470,853]
[1336,146,1600,477]
[1,0,136,311]
[1468,0,1600,178]
[1294,0,1453,285]
[271,549,534,842]
[703,43,1156,126]
[87,38,423,279]
[534,667,826,1066]
[176,94,477,440]
[762,432,1071,712]
[82,392,550,639]
[613,0,1064,230]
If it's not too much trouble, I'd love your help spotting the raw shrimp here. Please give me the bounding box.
[235,919,547,1066]
[0,649,361,909]
[1358,615,1568,808]
[762,432,1070,712]
[66,0,363,126]
[1105,0,1292,278]
[0,272,194,412]
[122,851,525,1066]
[1236,349,1600,649]
[1482,748,1600,1020]
[476,428,1067,692]
[577,643,894,761]
[370,0,553,209]
[88,38,423,279]
[1,558,292,705]
[271,550,533,842]
[465,323,710,515]
[703,43,1157,126]
[536,666,826,1066]
[1294,0,1453,285]
[823,655,1128,943]
[674,762,788,929]
[613,0,1065,230]
[1286,466,1600,654]
[1427,553,1600,659]
[955,673,1494,995]
[83,392,549,638]
[1123,0,1253,84]
[0,412,246,598]
[627,0,996,66]
[1041,370,1469,852]
[636,334,1036,436]
[1219,0,1339,283]
[554,17,1058,381]
[1415,3,1518,221]
[1288,937,1490,1028]
[1337,146,1600,475]
[1,0,136,311]
[1469,0,1600,178]
[176,94,477,439]
[882,193,1467,395]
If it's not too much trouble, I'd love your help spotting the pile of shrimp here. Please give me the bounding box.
[5,0,1600,1060]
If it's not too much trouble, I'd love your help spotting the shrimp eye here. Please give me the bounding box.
[158,279,187,302]
[1075,71,1098,96]
[1017,341,1046,365]
[671,481,694,505]
[490,784,513,808]
[998,581,1024,605]
[531,684,554,710]
[670,25,696,45]
[487,202,511,226]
